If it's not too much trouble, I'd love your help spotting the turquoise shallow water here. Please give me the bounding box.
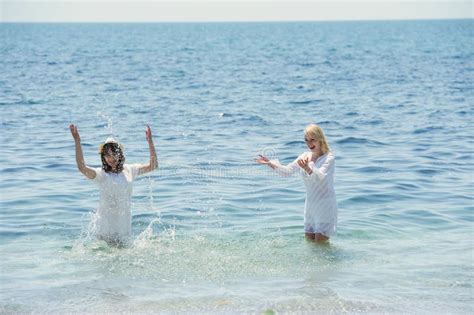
[1,20,473,313]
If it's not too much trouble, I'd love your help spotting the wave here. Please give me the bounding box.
[284,140,304,147]
[345,112,358,116]
[415,168,442,175]
[413,126,444,134]
[354,166,390,173]
[365,119,384,125]
[2,166,40,173]
[0,99,43,106]
[218,114,268,126]
[318,120,341,126]
[343,193,398,204]
[336,137,386,146]
[289,99,323,105]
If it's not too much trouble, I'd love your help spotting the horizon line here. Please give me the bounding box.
[1,17,472,24]
[2,1,472,23]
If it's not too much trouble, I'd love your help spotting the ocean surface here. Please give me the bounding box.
[0,20,473,313]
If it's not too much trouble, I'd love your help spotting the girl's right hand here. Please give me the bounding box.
[255,155,275,169]
[69,124,80,142]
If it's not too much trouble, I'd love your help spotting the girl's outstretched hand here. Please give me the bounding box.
[69,124,80,142]
[255,154,270,164]
[255,155,276,169]
[145,125,153,143]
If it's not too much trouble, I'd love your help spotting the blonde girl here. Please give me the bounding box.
[256,124,337,242]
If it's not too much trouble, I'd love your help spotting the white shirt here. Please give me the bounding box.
[90,163,141,241]
[271,152,338,236]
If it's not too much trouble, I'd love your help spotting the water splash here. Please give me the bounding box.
[133,218,161,248]
[70,211,99,254]
[97,111,114,135]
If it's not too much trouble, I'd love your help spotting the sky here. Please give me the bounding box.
[1,0,472,22]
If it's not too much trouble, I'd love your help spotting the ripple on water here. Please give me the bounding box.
[354,166,391,174]
[413,126,445,134]
[336,137,387,146]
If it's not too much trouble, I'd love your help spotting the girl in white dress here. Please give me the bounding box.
[70,124,158,246]
[256,124,337,242]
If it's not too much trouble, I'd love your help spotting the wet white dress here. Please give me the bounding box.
[90,163,141,242]
[271,152,338,236]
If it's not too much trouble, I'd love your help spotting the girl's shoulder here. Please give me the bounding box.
[91,166,105,183]
[121,163,135,174]
[123,163,141,170]
[123,163,142,179]
[324,152,336,164]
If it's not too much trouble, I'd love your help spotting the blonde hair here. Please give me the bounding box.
[304,124,330,154]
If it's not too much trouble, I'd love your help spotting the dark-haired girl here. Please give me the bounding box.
[69,124,158,246]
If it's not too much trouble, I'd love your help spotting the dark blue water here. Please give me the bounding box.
[1,20,473,313]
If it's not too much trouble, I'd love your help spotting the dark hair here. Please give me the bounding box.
[100,142,125,173]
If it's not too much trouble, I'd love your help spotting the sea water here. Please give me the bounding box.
[0,20,473,313]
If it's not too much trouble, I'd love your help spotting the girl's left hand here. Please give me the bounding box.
[297,157,312,173]
[69,124,81,142]
[145,125,153,143]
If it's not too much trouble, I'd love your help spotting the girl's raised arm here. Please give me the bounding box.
[138,125,158,175]
[70,124,96,180]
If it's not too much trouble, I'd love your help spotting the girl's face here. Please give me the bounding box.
[104,149,120,168]
[304,135,321,153]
